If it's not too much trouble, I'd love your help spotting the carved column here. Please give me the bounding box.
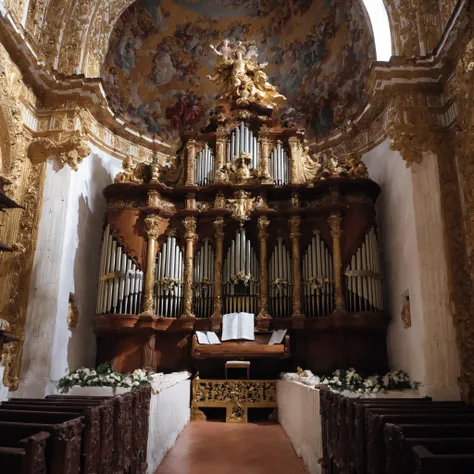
[211,217,225,329]
[257,216,271,328]
[288,136,300,184]
[289,216,304,324]
[141,214,164,316]
[259,136,272,184]
[185,139,197,186]
[215,136,227,183]
[328,213,345,311]
[182,216,197,319]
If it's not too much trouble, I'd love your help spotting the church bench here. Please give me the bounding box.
[412,445,474,474]
[130,387,152,474]
[0,418,83,474]
[113,392,134,474]
[1,401,104,474]
[0,431,50,474]
[0,409,80,424]
[384,423,474,474]
[366,413,474,474]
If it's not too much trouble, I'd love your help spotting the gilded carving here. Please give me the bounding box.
[211,217,225,323]
[28,130,91,171]
[257,216,271,323]
[328,213,344,310]
[182,217,197,318]
[67,293,79,330]
[115,157,147,184]
[227,190,255,223]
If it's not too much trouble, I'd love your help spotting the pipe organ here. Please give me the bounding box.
[302,231,334,317]
[345,227,383,312]
[227,122,259,169]
[95,88,389,377]
[268,142,289,185]
[155,233,184,318]
[223,228,259,314]
[193,239,215,318]
[97,225,143,316]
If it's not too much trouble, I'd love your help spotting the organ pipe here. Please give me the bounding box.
[228,122,259,169]
[302,230,334,317]
[194,144,215,186]
[345,227,383,312]
[223,227,259,314]
[193,239,215,318]
[269,238,293,318]
[154,233,185,318]
[97,225,144,316]
[269,142,289,185]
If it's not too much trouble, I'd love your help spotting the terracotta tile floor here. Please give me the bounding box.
[155,421,308,474]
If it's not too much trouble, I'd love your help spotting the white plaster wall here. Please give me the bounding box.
[362,140,426,385]
[15,146,121,397]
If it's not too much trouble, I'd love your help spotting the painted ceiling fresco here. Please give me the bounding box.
[102,0,375,146]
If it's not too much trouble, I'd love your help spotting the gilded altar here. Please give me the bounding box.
[191,379,277,423]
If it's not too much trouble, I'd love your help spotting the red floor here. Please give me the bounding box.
[155,421,309,474]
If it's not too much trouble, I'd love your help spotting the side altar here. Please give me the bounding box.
[93,40,388,381]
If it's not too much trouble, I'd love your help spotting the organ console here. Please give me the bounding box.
[94,41,389,379]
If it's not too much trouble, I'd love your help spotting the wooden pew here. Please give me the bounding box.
[0,418,83,474]
[113,392,134,474]
[0,409,80,424]
[385,423,474,474]
[0,431,50,474]
[366,412,474,474]
[131,387,151,474]
[413,445,474,474]
[1,399,103,474]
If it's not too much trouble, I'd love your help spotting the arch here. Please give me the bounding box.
[362,0,392,61]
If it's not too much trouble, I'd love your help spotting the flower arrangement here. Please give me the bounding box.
[270,278,289,293]
[228,272,257,287]
[57,364,153,394]
[155,278,182,293]
[317,368,420,394]
[304,276,330,292]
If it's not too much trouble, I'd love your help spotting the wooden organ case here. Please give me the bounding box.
[93,107,388,379]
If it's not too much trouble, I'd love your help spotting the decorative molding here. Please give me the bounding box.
[28,130,91,171]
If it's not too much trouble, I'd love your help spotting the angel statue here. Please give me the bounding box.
[207,40,286,110]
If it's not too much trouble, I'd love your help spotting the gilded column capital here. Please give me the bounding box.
[328,213,342,238]
[144,214,164,240]
[257,216,270,240]
[183,216,198,241]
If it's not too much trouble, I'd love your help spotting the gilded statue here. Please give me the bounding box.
[114,156,148,184]
[227,190,255,222]
[345,152,369,178]
[208,40,286,110]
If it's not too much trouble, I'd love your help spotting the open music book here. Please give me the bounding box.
[221,313,255,341]
[196,331,221,345]
[268,329,287,345]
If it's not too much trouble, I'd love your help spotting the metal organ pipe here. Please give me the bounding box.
[154,234,185,318]
[345,227,383,312]
[302,231,334,317]
[269,238,292,318]
[193,144,215,186]
[228,123,259,169]
[223,228,259,314]
[193,239,215,318]
[96,225,144,316]
[269,142,289,185]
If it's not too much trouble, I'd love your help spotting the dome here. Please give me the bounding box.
[102,0,375,145]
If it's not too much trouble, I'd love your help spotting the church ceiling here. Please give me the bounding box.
[102,0,375,146]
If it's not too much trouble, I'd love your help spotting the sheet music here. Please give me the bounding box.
[196,331,209,344]
[222,313,239,341]
[206,331,221,345]
[268,329,287,345]
[238,312,255,341]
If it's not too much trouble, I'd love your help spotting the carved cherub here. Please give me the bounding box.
[114,156,147,184]
[227,190,255,222]
[346,153,369,178]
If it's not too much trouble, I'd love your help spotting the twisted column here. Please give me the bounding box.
[328,213,345,311]
[182,216,197,318]
[211,217,225,329]
[141,214,165,316]
[290,215,304,321]
[257,216,271,327]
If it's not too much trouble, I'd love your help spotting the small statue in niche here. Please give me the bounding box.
[401,295,411,329]
[221,151,253,185]
[214,191,226,210]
